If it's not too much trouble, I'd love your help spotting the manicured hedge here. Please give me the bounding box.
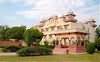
[39,45,54,49]
[17,47,52,56]
[17,47,40,56]
[2,46,21,52]
[39,47,52,55]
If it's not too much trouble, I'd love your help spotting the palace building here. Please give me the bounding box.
[36,11,97,54]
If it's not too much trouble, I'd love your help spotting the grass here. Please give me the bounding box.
[0,53,100,62]
[0,48,3,52]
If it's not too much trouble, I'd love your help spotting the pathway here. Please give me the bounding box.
[0,53,16,56]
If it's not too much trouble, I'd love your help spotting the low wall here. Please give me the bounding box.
[0,40,23,47]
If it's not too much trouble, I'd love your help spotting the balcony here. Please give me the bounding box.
[43,28,87,35]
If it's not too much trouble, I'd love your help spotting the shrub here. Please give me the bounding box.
[2,48,8,52]
[0,46,7,48]
[17,47,40,56]
[2,46,21,52]
[95,41,100,51]
[17,47,52,56]
[40,45,54,49]
[39,47,52,55]
[95,38,100,51]
[86,43,96,54]
[40,41,55,49]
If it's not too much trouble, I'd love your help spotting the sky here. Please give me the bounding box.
[0,0,99,27]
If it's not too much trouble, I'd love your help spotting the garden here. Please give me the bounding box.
[0,25,100,62]
[0,53,100,62]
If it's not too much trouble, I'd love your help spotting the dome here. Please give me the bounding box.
[64,11,76,16]
[88,18,96,23]
[64,11,77,22]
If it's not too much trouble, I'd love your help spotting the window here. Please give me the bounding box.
[81,41,84,46]
[64,25,69,30]
[57,26,63,30]
[51,26,55,31]
[49,35,52,38]
[45,28,49,31]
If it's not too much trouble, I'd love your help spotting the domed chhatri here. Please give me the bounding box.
[85,18,97,27]
[64,11,77,22]
[64,11,76,16]
[36,11,96,54]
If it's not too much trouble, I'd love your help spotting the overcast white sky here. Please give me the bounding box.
[0,0,99,27]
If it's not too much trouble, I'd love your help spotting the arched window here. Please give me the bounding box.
[55,40,59,45]
[57,26,63,30]
[49,35,52,38]
[81,41,84,46]
[64,25,69,30]
[70,37,75,45]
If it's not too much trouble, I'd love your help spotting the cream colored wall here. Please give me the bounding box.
[37,13,96,45]
[84,23,96,42]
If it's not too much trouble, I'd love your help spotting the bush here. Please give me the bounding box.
[39,47,52,55]
[2,46,21,52]
[40,45,54,49]
[0,46,7,48]
[86,43,96,54]
[17,47,40,56]
[95,41,100,51]
[95,38,100,51]
[17,47,52,56]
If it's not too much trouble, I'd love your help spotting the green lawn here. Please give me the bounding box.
[0,48,3,52]
[0,53,100,62]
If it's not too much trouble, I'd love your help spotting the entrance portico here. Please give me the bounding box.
[52,32,87,54]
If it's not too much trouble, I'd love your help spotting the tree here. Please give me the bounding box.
[6,26,26,40]
[95,37,100,51]
[0,25,9,40]
[23,28,43,47]
[86,43,95,54]
[95,25,100,51]
[96,25,100,38]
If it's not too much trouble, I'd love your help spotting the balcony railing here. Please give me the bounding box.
[43,28,88,35]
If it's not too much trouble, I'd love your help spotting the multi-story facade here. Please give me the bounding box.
[36,11,96,54]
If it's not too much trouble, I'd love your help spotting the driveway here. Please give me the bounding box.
[0,53,16,56]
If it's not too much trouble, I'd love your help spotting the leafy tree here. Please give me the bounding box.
[86,43,96,54]
[17,47,52,56]
[95,25,100,51]
[0,25,9,40]
[23,28,43,47]
[96,25,100,38]
[6,26,26,40]
[95,37,100,51]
